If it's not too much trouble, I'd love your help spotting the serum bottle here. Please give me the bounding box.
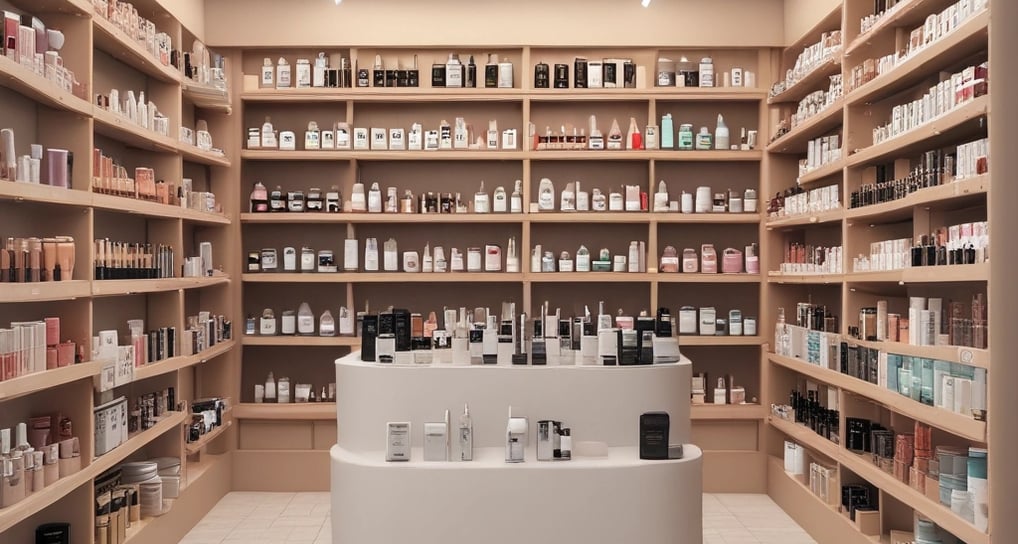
[459,404,473,461]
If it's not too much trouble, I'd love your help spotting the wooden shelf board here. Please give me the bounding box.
[134,340,235,381]
[651,212,760,224]
[531,88,766,101]
[91,16,181,84]
[766,209,843,229]
[181,82,231,112]
[242,335,360,347]
[0,361,101,402]
[847,96,989,168]
[766,98,844,154]
[847,338,989,370]
[0,182,93,207]
[184,419,232,455]
[0,55,93,116]
[838,449,988,544]
[91,276,230,296]
[846,263,989,284]
[657,274,761,284]
[767,54,842,105]
[691,404,766,420]
[179,145,231,168]
[90,192,231,224]
[768,415,841,461]
[644,150,764,162]
[767,273,844,285]
[526,272,649,283]
[0,412,187,534]
[531,212,655,223]
[92,108,180,154]
[768,353,986,442]
[233,403,336,420]
[844,175,988,224]
[797,158,845,186]
[241,149,525,161]
[239,87,766,103]
[0,280,91,302]
[846,11,989,107]
[243,272,522,283]
[679,335,763,346]
[240,212,523,224]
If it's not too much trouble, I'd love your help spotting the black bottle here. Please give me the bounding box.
[407,56,419,87]
[465,55,477,88]
[484,54,498,88]
[431,63,446,87]
[574,57,588,88]
[372,65,385,87]
[534,62,550,88]
[554,64,569,88]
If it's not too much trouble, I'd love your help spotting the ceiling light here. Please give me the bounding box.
[335,0,341,4]
[642,0,651,6]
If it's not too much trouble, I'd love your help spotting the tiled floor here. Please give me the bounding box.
[180,492,816,544]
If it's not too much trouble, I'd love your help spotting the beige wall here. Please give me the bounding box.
[204,0,785,47]
[783,0,840,44]
[157,0,205,41]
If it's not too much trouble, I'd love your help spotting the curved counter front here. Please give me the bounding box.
[331,443,704,544]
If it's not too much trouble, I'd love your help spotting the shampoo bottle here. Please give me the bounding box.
[661,114,674,149]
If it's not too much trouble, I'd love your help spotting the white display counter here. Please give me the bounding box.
[331,352,703,544]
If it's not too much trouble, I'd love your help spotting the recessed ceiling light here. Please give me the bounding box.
[642,0,651,6]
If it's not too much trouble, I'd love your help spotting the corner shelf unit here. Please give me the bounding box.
[763,3,992,543]
[0,0,238,542]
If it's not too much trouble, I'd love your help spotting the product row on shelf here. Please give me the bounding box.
[252,51,755,91]
[245,180,761,216]
[770,30,842,99]
[0,415,81,509]
[852,221,989,273]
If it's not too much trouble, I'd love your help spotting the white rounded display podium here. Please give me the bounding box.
[330,352,703,544]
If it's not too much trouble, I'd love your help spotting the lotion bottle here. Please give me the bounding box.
[660,114,674,149]
[510,180,523,213]
[715,114,730,150]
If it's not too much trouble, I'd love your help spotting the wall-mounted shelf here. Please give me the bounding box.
[233,403,337,420]
[0,361,102,401]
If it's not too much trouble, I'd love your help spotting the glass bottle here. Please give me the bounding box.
[775,308,791,356]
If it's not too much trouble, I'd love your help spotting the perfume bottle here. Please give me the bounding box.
[484,53,499,88]
[775,308,790,356]
[459,404,473,461]
[465,55,477,88]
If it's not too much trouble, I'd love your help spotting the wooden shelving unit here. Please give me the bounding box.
[0,1,238,540]
[765,2,993,542]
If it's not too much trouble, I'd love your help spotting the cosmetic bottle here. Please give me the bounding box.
[263,372,277,403]
[575,182,590,211]
[464,55,476,88]
[536,178,555,211]
[364,238,379,271]
[535,62,550,88]
[367,182,382,213]
[645,123,659,150]
[659,113,675,149]
[677,123,693,150]
[498,57,514,88]
[296,303,315,335]
[699,57,714,87]
[609,188,624,211]
[383,238,399,271]
[713,192,727,213]
[444,53,463,88]
[713,377,727,404]
[259,308,277,335]
[745,243,760,274]
[350,182,366,212]
[296,58,312,88]
[695,127,713,150]
[249,182,268,213]
[473,181,490,213]
[715,115,730,150]
[260,117,277,149]
[281,310,297,335]
[259,58,275,88]
[626,242,641,273]
[483,53,498,88]
[607,119,624,150]
[509,180,523,213]
[586,115,604,150]
[276,58,291,89]
[627,118,642,150]
[314,310,334,337]
[578,246,594,273]
[744,188,758,213]
[561,182,576,212]
[701,244,718,273]
[592,189,607,211]
[653,180,669,212]
[455,404,473,461]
